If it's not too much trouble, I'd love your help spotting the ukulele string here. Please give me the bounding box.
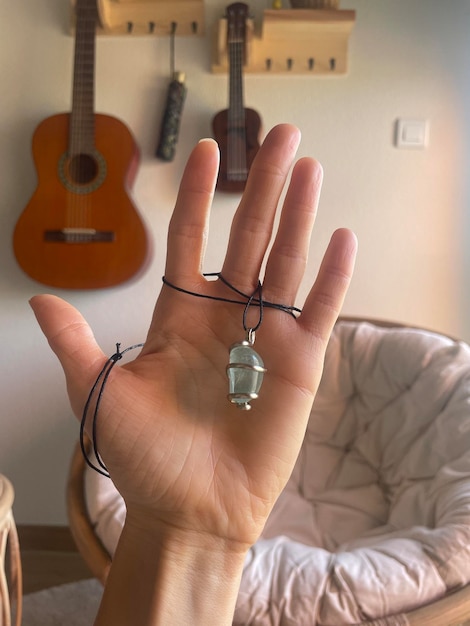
[238,39,247,181]
[228,34,247,182]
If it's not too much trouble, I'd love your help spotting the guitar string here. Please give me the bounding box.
[69,5,81,231]
[71,5,84,230]
[68,4,96,234]
[81,9,94,232]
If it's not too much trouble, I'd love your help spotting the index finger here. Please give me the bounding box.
[164,139,220,284]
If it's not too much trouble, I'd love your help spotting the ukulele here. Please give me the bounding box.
[212,2,261,193]
[13,0,150,289]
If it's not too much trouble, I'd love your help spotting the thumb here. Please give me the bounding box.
[30,294,105,417]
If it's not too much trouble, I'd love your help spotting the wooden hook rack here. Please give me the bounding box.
[95,0,204,36]
[212,9,356,75]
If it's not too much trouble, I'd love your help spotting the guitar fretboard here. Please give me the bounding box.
[70,0,98,156]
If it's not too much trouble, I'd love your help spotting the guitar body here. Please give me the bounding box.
[212,107,261,193]
[14,113,150,289]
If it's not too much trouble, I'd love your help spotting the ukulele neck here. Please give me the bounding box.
[228,35,245,129]
[70,0,97,156]
[225,3,249,182]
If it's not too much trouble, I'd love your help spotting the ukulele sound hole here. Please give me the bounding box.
[68,153,99,185]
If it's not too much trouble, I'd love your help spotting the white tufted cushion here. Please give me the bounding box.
[85,321,470,625]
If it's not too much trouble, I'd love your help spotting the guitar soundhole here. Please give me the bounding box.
[69,153,98,185]
[58,150,107,194]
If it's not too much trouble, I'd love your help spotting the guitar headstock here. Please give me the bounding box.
[226,3,249,52]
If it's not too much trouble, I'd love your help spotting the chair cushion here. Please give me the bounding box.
[85,321,470,625]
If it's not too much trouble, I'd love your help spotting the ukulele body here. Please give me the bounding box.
[13,113,150,289]
[212,108,261,193]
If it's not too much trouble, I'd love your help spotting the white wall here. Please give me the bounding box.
[1,0,470,525]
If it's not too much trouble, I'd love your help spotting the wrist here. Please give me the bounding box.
[95,511,249,626]
[125,505,252,559]
[128,511,248,620]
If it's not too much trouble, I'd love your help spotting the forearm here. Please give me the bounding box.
[94,516,248,626]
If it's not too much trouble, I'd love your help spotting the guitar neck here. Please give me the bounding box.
[70,0,98,156]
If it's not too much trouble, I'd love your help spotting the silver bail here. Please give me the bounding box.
[246,328,255,345]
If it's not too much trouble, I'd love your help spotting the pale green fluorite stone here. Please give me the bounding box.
[227,341,266,409]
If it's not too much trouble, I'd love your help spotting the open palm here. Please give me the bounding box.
[31,124,357,552]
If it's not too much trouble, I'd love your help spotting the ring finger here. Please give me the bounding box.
[263,157,323,306]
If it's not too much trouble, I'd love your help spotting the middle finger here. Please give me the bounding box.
[221,124,301,293]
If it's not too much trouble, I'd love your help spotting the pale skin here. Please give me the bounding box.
[30,124,357,625]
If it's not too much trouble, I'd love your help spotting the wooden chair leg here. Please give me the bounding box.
[0,511,22,626]
[7,515,22,626]
[0,526,11,626]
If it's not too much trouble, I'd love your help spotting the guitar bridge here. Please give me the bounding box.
[44,228,115,243]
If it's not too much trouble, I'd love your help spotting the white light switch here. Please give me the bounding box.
[395,119,428,149]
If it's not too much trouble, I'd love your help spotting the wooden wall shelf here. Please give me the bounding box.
[95,0,205,36]
[212,9,356,75]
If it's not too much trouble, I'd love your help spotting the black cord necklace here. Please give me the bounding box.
[80,273,301,476]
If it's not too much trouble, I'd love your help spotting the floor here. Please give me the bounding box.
[16,525,94,595]
[21,549,93,595]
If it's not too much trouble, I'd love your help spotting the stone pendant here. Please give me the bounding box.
[226,332,266,410]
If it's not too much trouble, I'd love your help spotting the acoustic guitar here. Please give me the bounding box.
[13,0,150,289]
[212,2,261,193]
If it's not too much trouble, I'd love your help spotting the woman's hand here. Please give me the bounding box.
[30,124,357,625]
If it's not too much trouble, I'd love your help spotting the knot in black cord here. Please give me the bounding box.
[111,343,123,362]
[243,280,263,333]
[162,272,301,319]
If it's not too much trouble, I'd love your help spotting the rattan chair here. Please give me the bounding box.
[67,439,111,585]
[66,318,470,626]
